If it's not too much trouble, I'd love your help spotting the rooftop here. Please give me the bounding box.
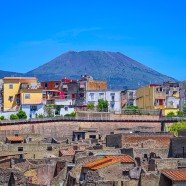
[6,135,24,142]
[83,155,134,170]
[60,148,75,156]
[161,169,186,182]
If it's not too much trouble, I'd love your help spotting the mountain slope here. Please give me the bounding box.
[0,70,23,79]
[27,51,176,89]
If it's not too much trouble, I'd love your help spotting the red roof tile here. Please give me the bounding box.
[161,169,186,182]
[6,136,23,142]
[83,155,134,170]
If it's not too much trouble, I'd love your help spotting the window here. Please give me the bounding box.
[45,83,48,88]
[28,137,32,142]
[99,93,104,99]
[170,101,173,106]
[9,84,13,89]
[25,94,30,99]
[129,92,133,97]
[9,96,13,102]
[123,170,129,176]
[79,93,84,98]
[55,82,59,88]
[30,105,37,111]
[18,147,23,151]
[89,135,96,139]
[110,102,115,109]
[89,93,94,101]
[110,93,115,101]
[64,106,68,111]
[47,146,52,151]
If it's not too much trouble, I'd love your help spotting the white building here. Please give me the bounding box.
[22,104,44,119]
[166,96,180,109]
[86,90,122,113]
[56,99,75,116]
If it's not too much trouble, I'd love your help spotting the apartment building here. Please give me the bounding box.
[86,90,122,113]
[179,81,186,111]
[163,82,180,109]
[41,80,61,90]
[136,82,180,115]
[3,77,43,118]
[136,84,166,110]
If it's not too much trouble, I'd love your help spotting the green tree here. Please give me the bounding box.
[168,121,186,136]
[0,116,5,120]
[17,110,27,119]
[177,111,184,117]
[166,112,175,117]
[183,104,186,116]
[44,105,54,117]
[87,103,95,110]
[97,99,108,112]
[10,114,19,120]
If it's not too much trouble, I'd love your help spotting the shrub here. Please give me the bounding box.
[177,111,184,117]
[166,112,175,117]
[17,110,27,119]
[10,114,19,120]
[64,112,76,117]
[44,105,54,117]
[0,116,5,120]
[124,105,139,115]
[97,99,108,112]
[36,114,45,118]
[168,121,186,136]
[87,103,95,110]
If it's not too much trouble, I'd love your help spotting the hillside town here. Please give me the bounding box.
[0,75,186,185]
[0,75,185,119]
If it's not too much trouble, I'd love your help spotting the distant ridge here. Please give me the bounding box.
[26,50,176,89]
[0,70,23,79]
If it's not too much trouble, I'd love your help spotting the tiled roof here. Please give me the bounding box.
[161,169,186,182]
[83,155,134,170]
[123,136,171,147]
[60,148,75,156]
[6,136,23,142]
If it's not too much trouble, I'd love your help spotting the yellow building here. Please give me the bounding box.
[136,84,166,110]
[3,77,41,111]
[20,89,43,105]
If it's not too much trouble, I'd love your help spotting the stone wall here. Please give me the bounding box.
[140,173,160,186]
[0,120,161,140]
[0,143,61,159]
[169,137,186,158]
[133,148,169,159]
[155,158,186,170]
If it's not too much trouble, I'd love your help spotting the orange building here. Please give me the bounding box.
[86,80,107,91]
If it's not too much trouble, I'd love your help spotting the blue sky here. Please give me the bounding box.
[0,0,186,80]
